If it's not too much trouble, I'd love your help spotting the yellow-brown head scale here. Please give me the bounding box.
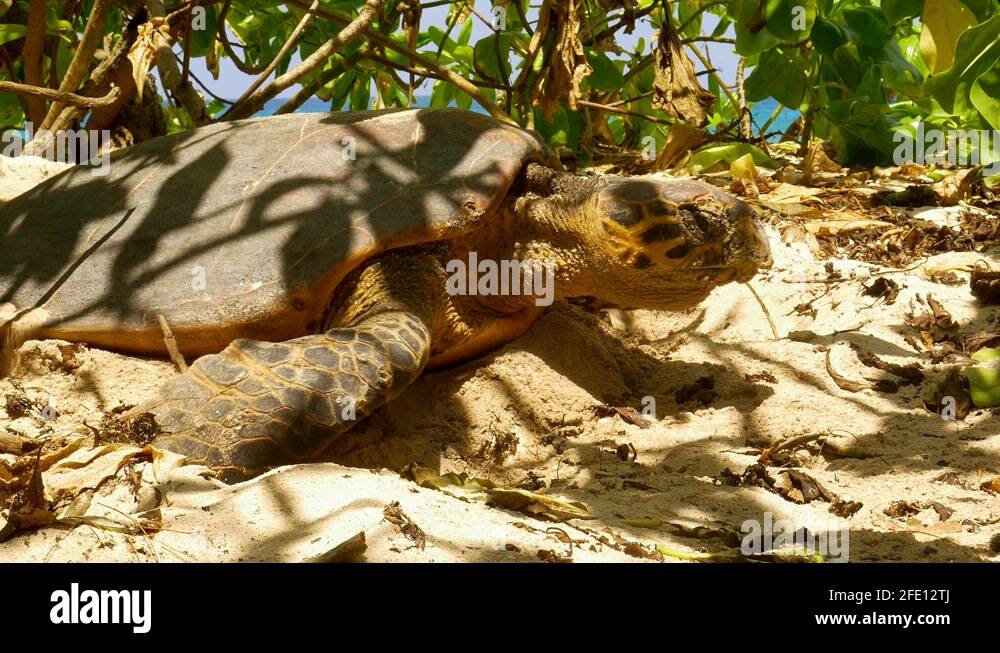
[513,172,771,312]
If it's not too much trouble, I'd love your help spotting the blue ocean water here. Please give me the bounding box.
[259,95,798,141]
[745,97,799,137]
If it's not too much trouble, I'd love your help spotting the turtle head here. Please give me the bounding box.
[542,175,771,311]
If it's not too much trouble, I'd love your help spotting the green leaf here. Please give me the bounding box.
[429,79,455,108]
[0,23,25,45]
[823,68,901,165]
[0,84,23,130]
[188,5,219,57]
[349,76,371,111]
[687,143,779,173]
[452,44,474,70]
[711,14,733,38]
[880,41,926,95]
[919,0,978,73]
[832,43,864,89]
[898,33,929,76]
[677,0,703,40]
[843,7,893,57]
[456,15,473,45]
[927,15,1000,119]
[881,0,925,24]
[473,34,513,83]
[531,107,583,151]
[734,22,781,56]
[856,64,890,105]
[584,48,624,92]
[205,99,227,118]
[329,70,357,110]
[732,0,764,25]
[970,67,1000,129]
[764,0,816,42]
[958,0,994,21]
[425,25,456,52]
[810,16,848,56]
[746,48,807,108]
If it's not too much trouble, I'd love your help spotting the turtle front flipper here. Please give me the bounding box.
[144,310,430,481]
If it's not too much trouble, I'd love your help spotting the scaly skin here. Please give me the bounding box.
[150,311,430,481]
[145,244,542,481]
[146,169,769,479]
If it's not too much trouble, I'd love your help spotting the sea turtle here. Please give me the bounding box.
[0,108,769,480]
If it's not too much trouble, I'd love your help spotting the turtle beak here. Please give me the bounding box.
[681,196,770,282]
[745,218,772,267]
[727,216,772,282]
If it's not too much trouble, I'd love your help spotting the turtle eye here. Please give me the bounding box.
[666,241,692,259]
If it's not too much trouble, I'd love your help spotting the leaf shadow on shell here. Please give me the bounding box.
[0,110,538,353]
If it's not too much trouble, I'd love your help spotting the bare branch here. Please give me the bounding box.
[26,10,145,155]
[275,45,371,115]
[223,0,387,121]
[577,99,675,126]
[285,0,510,123]
[216,0,266,74]
[148,0,210,125]
[676,0,728,35]
[682,36,735,44]
[735,59,751,139]
[39,0,113,130]
[22,0,47,125]
[583,2,657,46]
[0,81,121,108]
[684,41,739,110]
[367,50,505,89]
[228,0,321,113]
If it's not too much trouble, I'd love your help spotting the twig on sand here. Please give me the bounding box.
[157,315,187,373]
[758,433,824,463]
[747,283,779,339]
[824,348,866,392]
